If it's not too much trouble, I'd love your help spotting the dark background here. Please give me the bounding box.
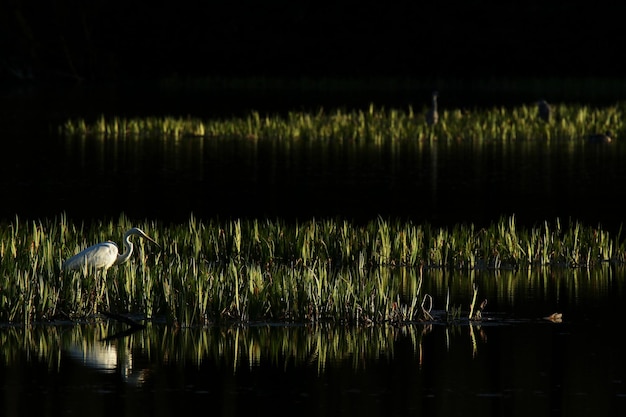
[1,1,624,84]
[2,0,626,230]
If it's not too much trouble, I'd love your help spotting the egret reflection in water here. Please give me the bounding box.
[64,323,150,386]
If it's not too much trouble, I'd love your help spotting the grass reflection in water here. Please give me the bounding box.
[0,321,436,375]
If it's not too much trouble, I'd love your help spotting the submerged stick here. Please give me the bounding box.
[101,311,146,330]
[469,284,487,321]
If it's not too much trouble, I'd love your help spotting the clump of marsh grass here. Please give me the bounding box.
[0,214,624,326]
[59,102,626,143]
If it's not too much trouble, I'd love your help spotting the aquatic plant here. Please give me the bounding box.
[59,102,626,143]
[0,214,623,326]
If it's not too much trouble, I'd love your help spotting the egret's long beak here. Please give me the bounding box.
[146,236,160,248]
[141,233,160,248]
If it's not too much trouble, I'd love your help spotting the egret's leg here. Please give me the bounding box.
[95,268,110,313]
[102,268,111,310]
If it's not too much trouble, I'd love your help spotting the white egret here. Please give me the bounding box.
[426,91,439,126]
[63,227,159,272]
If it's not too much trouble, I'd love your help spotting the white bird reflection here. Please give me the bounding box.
[65,325,149,386]
[67,342,123,372]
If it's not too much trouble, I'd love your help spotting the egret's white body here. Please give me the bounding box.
[63,227,159,272]
[426,91,439,126]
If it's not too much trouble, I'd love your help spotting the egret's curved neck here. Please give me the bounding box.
[115,232,134,265]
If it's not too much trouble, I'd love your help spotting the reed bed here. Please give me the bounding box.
[60,102,625,143]
[0,214,623,326]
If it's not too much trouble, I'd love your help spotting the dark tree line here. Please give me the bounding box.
[1,0,624,84]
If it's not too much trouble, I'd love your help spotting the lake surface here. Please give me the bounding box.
[3,82,626,233]
[2,85,626,415]
[3,120,626,236]
[3,265,626,416]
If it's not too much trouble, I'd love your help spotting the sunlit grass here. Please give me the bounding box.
[60,102,625,143]
[0,213,623,326]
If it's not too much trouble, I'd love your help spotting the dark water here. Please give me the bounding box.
[3,124,626,236]
[3,82,626,232]
[3,267,626,416]
[3,88,626,415]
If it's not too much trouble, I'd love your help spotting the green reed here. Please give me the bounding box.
[60,102,626,143]
[0,214,624,326]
